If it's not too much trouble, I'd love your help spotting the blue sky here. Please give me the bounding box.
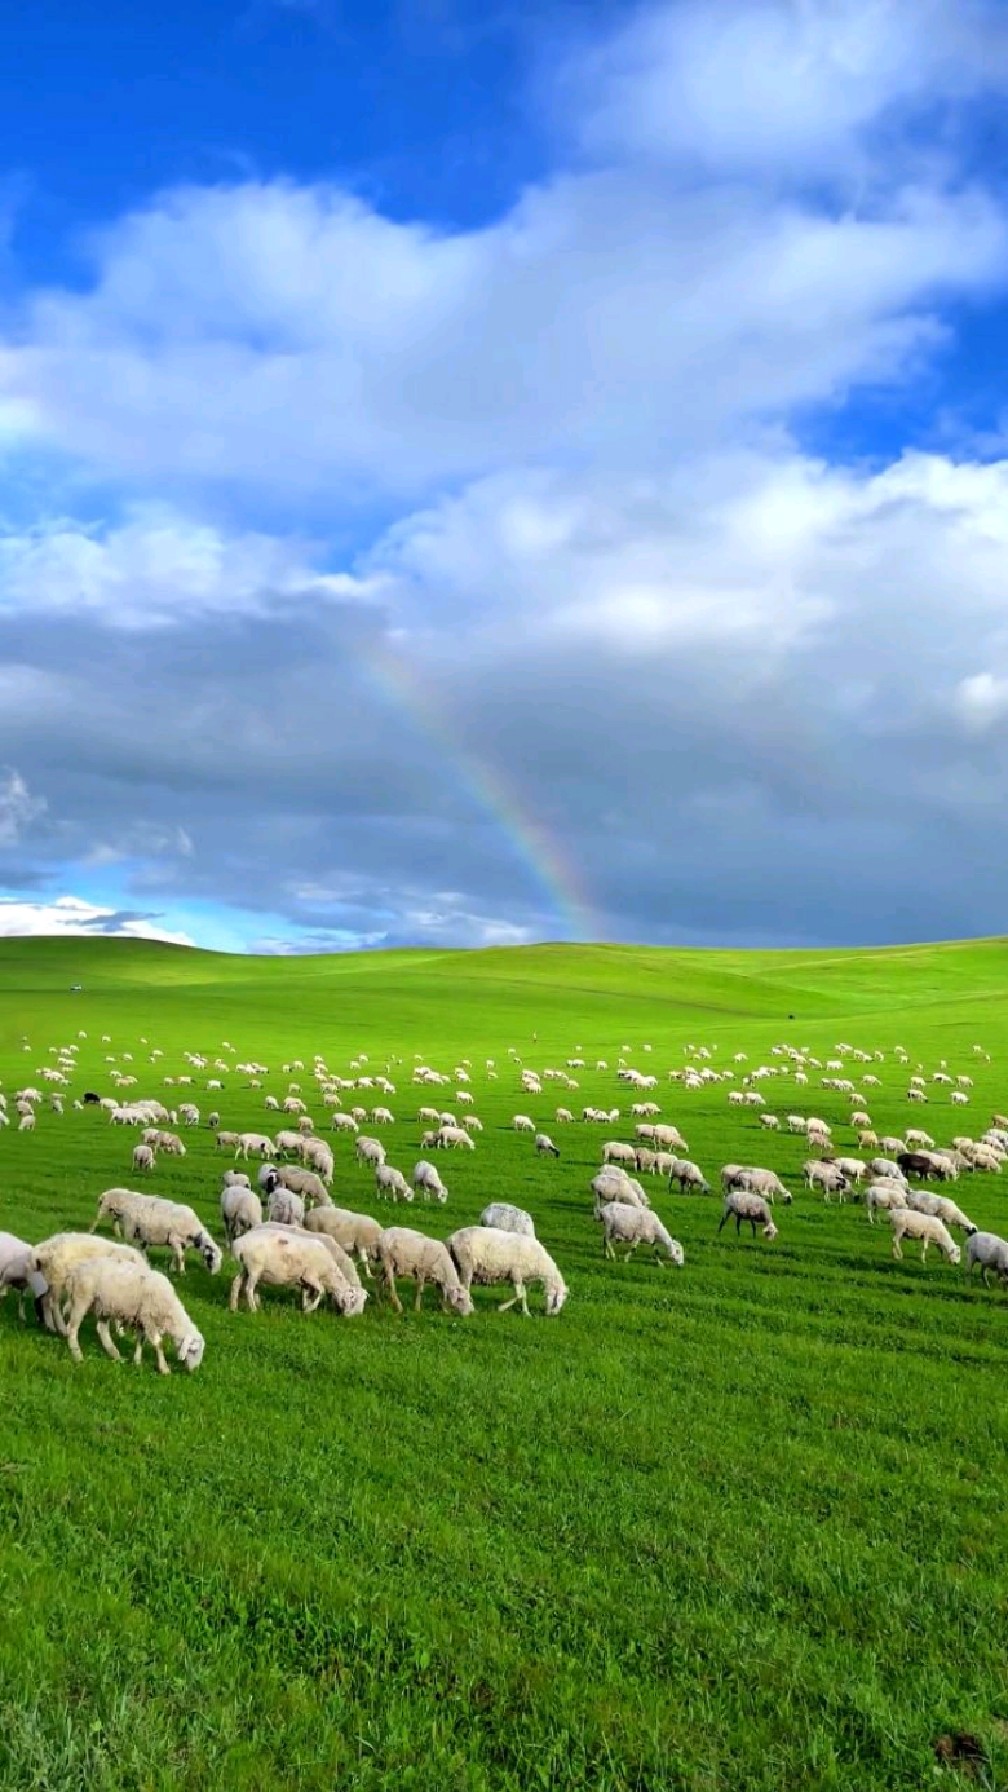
[3,0,1008,952]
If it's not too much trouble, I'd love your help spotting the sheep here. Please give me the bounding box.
[555,1107,574,1124]
[28,1232,147,1334]
[267,1187,306,1228]
[230,1226,366,1316]
[603,1141,637,1168]
[132,1144,155,1173]
[153,1130,186,1157]
[0,1231,41,1324]
[534,1132,560,1158]
[18,1110,35,1132]
[448,1227,568,1316]
[759,1114,780,1131]
[63,1257,205,1373]
[221,1184,263,1244]
[375,1163,411,1202]
[858,1130,879,1149]
[833,1157,866,1184]
[718,1191,778,1241]
[864,1182,909,1223]
[869,1157,906,1183]
[904,1190,977,1234]
[330,1111,359,1134]
[591,1169,649,1213]
[435,1125,474,1151]
[413,1160,447,1203]
[666,1157,711,1194]
[236,1132,276,1160]
[480,1203,535,1238]
[512,1115,535,1134]
[304,1206,383,1275]
[94,1191,222,1276]
[965,1231,1008,1288]
[376,1226,473,1316]
[263,1165,331,1210]
[598,1202,684,1266]
[739,1167,791,1205]
[888,1208,960,1265]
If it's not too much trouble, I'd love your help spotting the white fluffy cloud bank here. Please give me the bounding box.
[2,0,1008,947]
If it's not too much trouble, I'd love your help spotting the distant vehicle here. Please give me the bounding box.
[70,984,83,992]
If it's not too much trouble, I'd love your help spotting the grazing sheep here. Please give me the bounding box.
[236,1132,276,1160]
[376,1226,473,1316]
[94,1190,222,1276]
[448,1228,568,1316]
[18,1110,35,1132]
[965,1231,1008,1288]
[330,1111,359,1134]
[28,1232,146,1334]
[63,1258,204,1373]
[132,1144,155,1173]
[833,1157,866,1184]
[603,1141,637,1168]
[740,1167,791,1205]
[864,1182,909,1223]
[480,1203,535,1237]
[555,1107,574,1124]
[153,1130,186,1157]
[534,1132,560,1158]
[375,1163,411,1202]
[435,1125,474,1151]
[666,1157,711,1194]
[413,1160,447,1203]
[598,1202,684,1266]
[904,1190,976,1234]
[267,1187,306,1228]
[888,1208,960,1265]
[221,1185,263,1244]
[230,1226,366,1315]
[265,1165,331,1209]
[512,1115,535,1134]
[805,1160,848,1200]
[718,1191,778,1241]
[304,1206,383,1275]
[591,1169,649,1213]
[0,1231,40,1324]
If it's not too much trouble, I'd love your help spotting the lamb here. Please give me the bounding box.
[230,1226,366,1316]
[904,1190,977,1234]
[413,1160,447,1203]
[864,1182,909,1223]
[718,1191,778,1241]
[28,1232,147,1334]
[888,1208,960,1265]
[965,1231,1008,1288]
[0,1231,41,1323]
[664,1157,710,1194]
[221,1184,263,1244]
[480,1203,535,1237]
[94,1190,223,1276]
[534,1132,560,1157]
[63,1257,205,1373]
[376,1226,473,1315]
[132,1144,155,1173]
[447,1228,568,1317]
[267,1187,306,1228]
[375,1163,411,1202]
[598,1202,684,1266]
[304,1206,384,1274]
[435,1125,474,1151]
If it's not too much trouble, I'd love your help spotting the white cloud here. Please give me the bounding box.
[0,894,194,945]
[0,768,46,845]
[954,672,1008,730]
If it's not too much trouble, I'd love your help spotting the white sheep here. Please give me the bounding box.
[598,1202,684,1266]
[666,1157,711,1194]
[221,1185,263,1244]
[376,1226,473,1315]
[534,1132,560,1157]
[0,1231,39,1323]
[512,1115,535,1134]
[29,1232,146,1334]
[718,1191,778,1241]
[904,1190,977,1234]
[264,1165,332,1210]
[94,1190,223,1276]
[965,1231,1008,1288]
[435,1125,474,1151]
[267,1187,306,1228]
[304,1206,383,1274]
[413,1160,447,1203]
[63,1257,205,1373]
[864,1182,908,1223]
[375,1163,411,1202]
[480,1203,535,1237]
[230,1226,366,1315]
[888,1208,960,1265]
[447,1227,568,1316]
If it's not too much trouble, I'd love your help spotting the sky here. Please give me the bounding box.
[3,0,1008,953]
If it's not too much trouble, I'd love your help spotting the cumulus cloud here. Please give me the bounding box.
[0,768,46,845]
[0,894,195,945]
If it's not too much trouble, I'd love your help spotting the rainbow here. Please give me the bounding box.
[364,640,593,942]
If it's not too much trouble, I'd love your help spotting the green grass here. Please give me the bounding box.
[2,934,1008,1790]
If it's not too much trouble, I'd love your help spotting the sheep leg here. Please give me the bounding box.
[385,1273,403,1315]
[133,1333,144,1366]
[920,1240,929,1263]
[148,1326,170,1374]
[604,1234,616,1258]
[171,1236,186,1274]
[66,1301,87,1362]
[624,1240,641,1262]
[892,1236,903,1260]
[245,1272,259,1313]
[96,1319,123,1363]
[414,1276,425,1313]
[717,1213,728,1235]
[229,1271,243,1312]
[750,1220,757,1238]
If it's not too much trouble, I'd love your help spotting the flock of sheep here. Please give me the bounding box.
[1,1027,1006,1375]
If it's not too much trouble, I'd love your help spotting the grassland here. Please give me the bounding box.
[1,934,1008,1790]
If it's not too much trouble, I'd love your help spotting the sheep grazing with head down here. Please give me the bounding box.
[267,1187,305,1228]
[864,1182,908,1224]
[965,1231,1008,1288]
[888,1208,960,1265]
[413,1160,447,1203]
[92,1190,222,1277]
[230,1226,366,1316]
[63,1257,205,1374]
[304,1206,383,1275]
[598,1202,684,1267]
[534,1132,560,1157]
[132,1144,155,1173]
[0,1231,41,1324]
[718,1190,778,1241]
[375,1163,411,1202]
[447,1227,568,1317]
[29,1232,147,1335]
[904,1190,976,1234]
[221,1184,263,1244]
[375,1226,473,1316]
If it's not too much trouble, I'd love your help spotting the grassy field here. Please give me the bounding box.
[1,934,1008,1790]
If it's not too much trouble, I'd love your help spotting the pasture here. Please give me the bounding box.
[1,934,1008,1790]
